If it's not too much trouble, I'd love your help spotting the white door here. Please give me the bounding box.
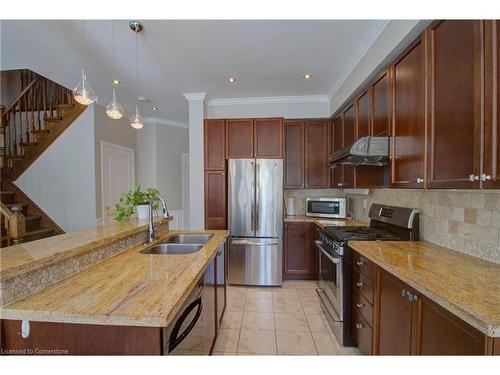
[101,141,135,218]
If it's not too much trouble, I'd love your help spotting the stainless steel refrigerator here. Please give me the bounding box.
[228,159,283,286]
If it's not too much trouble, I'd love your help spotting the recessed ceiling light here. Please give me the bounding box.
[112,79,121,85]
[228,77,236,83]
[152,107,158,111]
[303,73,312,80]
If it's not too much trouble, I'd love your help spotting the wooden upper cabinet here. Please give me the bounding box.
[371,70,391,136]
[254,118,283,158]
[284,121,305,188]
[204,119,225,170]
[426,20,482,189]
[225,119,254,158]
[342,105,356,189]
[331,117,344,188]
[204,170,226,230]
[484,20,500,189]
[391,37,426,188]
[304,120,330,189]
[355,90,387,188]
[377,269,413,355]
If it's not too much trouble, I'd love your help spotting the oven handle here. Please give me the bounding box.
[314,240,340,264]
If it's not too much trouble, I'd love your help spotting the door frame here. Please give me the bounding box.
[100,141,136,219]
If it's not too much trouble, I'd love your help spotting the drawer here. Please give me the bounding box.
[352,251,375,282]
[352,268,374,305]
[352,289,373,327]
[352,307,373,355]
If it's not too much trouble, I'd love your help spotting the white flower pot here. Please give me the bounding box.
[136,204,150,220]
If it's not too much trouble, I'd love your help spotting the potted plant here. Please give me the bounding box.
[106,186,161,221]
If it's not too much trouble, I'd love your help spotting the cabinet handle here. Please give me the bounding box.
[401,289,408,297]
[355,322,364,329]
[356,260,364,266]
[355,303,364,308]
[416,177,423,184]
[337,183,343,187]
[356,281,363,287]
[469,174,479,181]
[481,174,492,181]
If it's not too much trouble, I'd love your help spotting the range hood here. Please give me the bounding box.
[328,136,389,167]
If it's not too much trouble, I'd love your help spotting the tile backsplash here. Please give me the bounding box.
[285,188,500,264]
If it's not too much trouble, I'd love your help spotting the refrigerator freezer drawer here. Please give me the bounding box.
[228,237,283,286]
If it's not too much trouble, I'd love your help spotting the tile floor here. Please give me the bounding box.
[212,280,360,356]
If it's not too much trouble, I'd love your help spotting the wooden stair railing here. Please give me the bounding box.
[0,201,25,246]
[1,69,87,180]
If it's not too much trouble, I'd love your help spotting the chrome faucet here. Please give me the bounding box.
[147,195,170,243]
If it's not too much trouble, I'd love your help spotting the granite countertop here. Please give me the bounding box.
[349,240,500,338]
[0,229,229,328]
[284,215,367,228]
[0,217,172,281]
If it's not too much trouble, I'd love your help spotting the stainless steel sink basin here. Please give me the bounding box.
[141,243,204,255]
[165,234,213,244]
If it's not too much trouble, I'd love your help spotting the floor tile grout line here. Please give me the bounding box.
[298,286,320,355]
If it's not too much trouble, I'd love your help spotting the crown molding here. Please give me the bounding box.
[182,92,207,102]
[327,20,390,101]
[207,95,329,107]
[144,117,189,128]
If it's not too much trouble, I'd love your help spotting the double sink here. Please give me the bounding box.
[141,234,213,255]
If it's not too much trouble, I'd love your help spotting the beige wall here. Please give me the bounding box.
[155,124,188,211]
[94,104,137,219]
[285,188,500,264]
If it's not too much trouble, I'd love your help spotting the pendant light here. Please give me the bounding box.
[73,21,97,105]
[129,21,144,130]
[106,20,124,119]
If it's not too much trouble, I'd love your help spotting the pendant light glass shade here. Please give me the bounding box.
[73,68,97,105]
[130,104,144,129]
[105,89,124,119]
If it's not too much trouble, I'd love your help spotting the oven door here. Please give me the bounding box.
[315,240,343,321]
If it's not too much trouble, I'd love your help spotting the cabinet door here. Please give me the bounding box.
[284,121,305,188]
[484,20,500,189]
[355,90,387,188]
[372,70,391,137]
[204,119,225,170]
[284,222,315,279]
[254,118,283,158]
[378,270,413,355]
[331,117,344,188]
[304,121,330,188]
[426,20,482,189]
[225,119,254,158]
[342,105,356,188]
[412,294,487,355]
[215,243,226,328]
[204,171,226,230]
[391,37,426,188]
[202,258,217,355]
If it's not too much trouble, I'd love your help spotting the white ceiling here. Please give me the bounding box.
[1,20,386,123]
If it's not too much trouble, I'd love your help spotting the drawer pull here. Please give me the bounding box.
[356,282,363,287]
[356,260,365,266]
[355,322,364,329]
[355,303,364,308]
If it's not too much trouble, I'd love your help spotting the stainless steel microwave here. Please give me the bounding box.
[306,197,347,219]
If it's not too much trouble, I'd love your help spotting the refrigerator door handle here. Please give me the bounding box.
[250,161,255,232]
[231,239,280,246]
[256,163,260,232]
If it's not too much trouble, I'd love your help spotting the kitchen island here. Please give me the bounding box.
[0,218,230,355]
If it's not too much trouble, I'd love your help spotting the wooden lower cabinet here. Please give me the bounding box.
[351,250,494,355]
[414,295,488,355]
[377,269,414,355]
[283,222,317,280]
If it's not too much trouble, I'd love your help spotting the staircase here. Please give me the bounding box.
[1,69,86,246]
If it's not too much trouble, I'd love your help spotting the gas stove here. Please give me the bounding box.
[315,204,419,347]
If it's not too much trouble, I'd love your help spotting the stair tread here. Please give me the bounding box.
[6,155,25,160]
[0,191,16,195]
[20,142,38,147]
[31,129,50,134]
[25,227,53,236]
[44,116,62,122]
[4,202,28,208]
[1,214,40,222]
